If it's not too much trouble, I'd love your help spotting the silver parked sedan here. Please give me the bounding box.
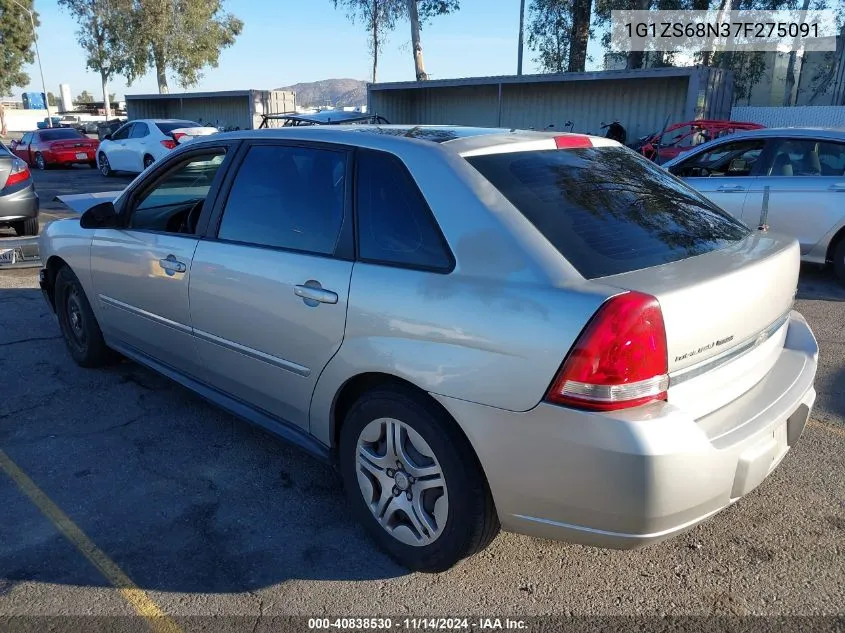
[663,127,845,282]
[38,126,818,572]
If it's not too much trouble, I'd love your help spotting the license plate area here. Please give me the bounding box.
[76,152,88,160]
[0,248,16,265]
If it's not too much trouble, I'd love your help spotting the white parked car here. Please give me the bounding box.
[96,119,218,176]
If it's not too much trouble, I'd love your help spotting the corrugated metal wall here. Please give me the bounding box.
[370,69,734,140]
[731,105,845,127]
[127,95,252,129]
[499,77,688,139]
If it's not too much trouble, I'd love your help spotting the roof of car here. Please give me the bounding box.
[203,124,617,155]
[703,126,845,139]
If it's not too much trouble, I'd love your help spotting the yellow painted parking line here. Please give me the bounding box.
[808,419,845,439]
[0,448,183,633]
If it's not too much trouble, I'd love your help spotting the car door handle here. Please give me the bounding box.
[158,255,187,275]
[716,185,745,192]
[294,283,338,305]
[828,184,845,192]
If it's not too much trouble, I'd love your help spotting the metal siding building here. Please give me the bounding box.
[369,67,734,140]
[125,90,295,130]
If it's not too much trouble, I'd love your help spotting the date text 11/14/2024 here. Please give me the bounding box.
[307,618,528,630]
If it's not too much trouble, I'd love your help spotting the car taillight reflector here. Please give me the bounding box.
[172,132,186,142]
[554,135,593,149]
[5,158,31,187]
[546,291,669,411]
[161,139,177,149]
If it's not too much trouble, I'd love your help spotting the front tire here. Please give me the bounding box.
[13,217,39,236]
[98,152,114,177]
[833,239,845,285]
[339,386,499,572]
[34,152,47,170]
[55,266,113,368]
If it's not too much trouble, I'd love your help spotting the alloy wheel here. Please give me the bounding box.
[356,417,448,547]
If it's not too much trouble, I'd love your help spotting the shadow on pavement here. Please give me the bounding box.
[0,289,407,596]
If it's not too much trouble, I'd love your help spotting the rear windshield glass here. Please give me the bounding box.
[155,121,200,134]
[466,146,750,279]
[39,129,85,141]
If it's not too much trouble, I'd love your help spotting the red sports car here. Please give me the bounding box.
[640,120,764,163]
[10,128,100,170]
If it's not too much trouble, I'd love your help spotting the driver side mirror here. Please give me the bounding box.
[80,201,121,229]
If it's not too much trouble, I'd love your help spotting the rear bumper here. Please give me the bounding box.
[0,185,39,222]
[433,311,818,549]
[47,149,97,165]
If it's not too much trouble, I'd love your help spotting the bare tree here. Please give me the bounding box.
[334,0,402,83]
[408,0,460,80]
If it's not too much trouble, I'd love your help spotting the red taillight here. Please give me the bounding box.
[5,158,31,187]
[546,291,669,411]
[160,139,176,149]
[554,135,593,149]
[172,132,186,142]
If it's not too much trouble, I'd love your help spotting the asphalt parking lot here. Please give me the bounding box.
[0,168,844,631]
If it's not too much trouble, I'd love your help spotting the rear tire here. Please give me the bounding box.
[13,217,39,237]
[34,152,47,171]
[55,266,114,368]
[143,154,155,170]
[339,386,499,572]
[98,152,114,177]
[833,239,845,285]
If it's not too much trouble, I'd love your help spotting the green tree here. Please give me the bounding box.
[58,0,133,120]
[407,0,460,80]
[76,90,95,103]
[124,0,243,94]
[47,91,57,107]
[527,0,571,73]
[0,0,39,136]
[333,0,403,83]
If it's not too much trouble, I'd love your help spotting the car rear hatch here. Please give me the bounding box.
[463,138,798,420]
[50,139,97,151]
[599,234,797,419]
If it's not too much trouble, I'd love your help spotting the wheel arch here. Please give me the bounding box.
[825,224,845,264]
[42,255,70,311]
[327,372,491,489]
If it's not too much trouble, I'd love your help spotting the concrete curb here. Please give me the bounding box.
[0,235,41,269]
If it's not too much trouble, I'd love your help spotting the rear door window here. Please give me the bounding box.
[217,144,347,256]
[130,122,150,139]
[466,146,750,279]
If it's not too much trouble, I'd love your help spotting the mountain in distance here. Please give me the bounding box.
[277,78,368,108]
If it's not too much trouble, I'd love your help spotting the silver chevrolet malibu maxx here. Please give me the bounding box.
[38,126,818,571]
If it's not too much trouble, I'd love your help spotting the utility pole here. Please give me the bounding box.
[11,0,51,127]
[517,0,526,75]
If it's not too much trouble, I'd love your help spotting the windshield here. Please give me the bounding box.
[39,129,86,141]
[466,146,750,279]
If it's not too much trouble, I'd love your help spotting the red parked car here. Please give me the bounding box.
[10,128,100,170]
[640,120,764,163]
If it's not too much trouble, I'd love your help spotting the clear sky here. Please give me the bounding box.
[15,0,603,100]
